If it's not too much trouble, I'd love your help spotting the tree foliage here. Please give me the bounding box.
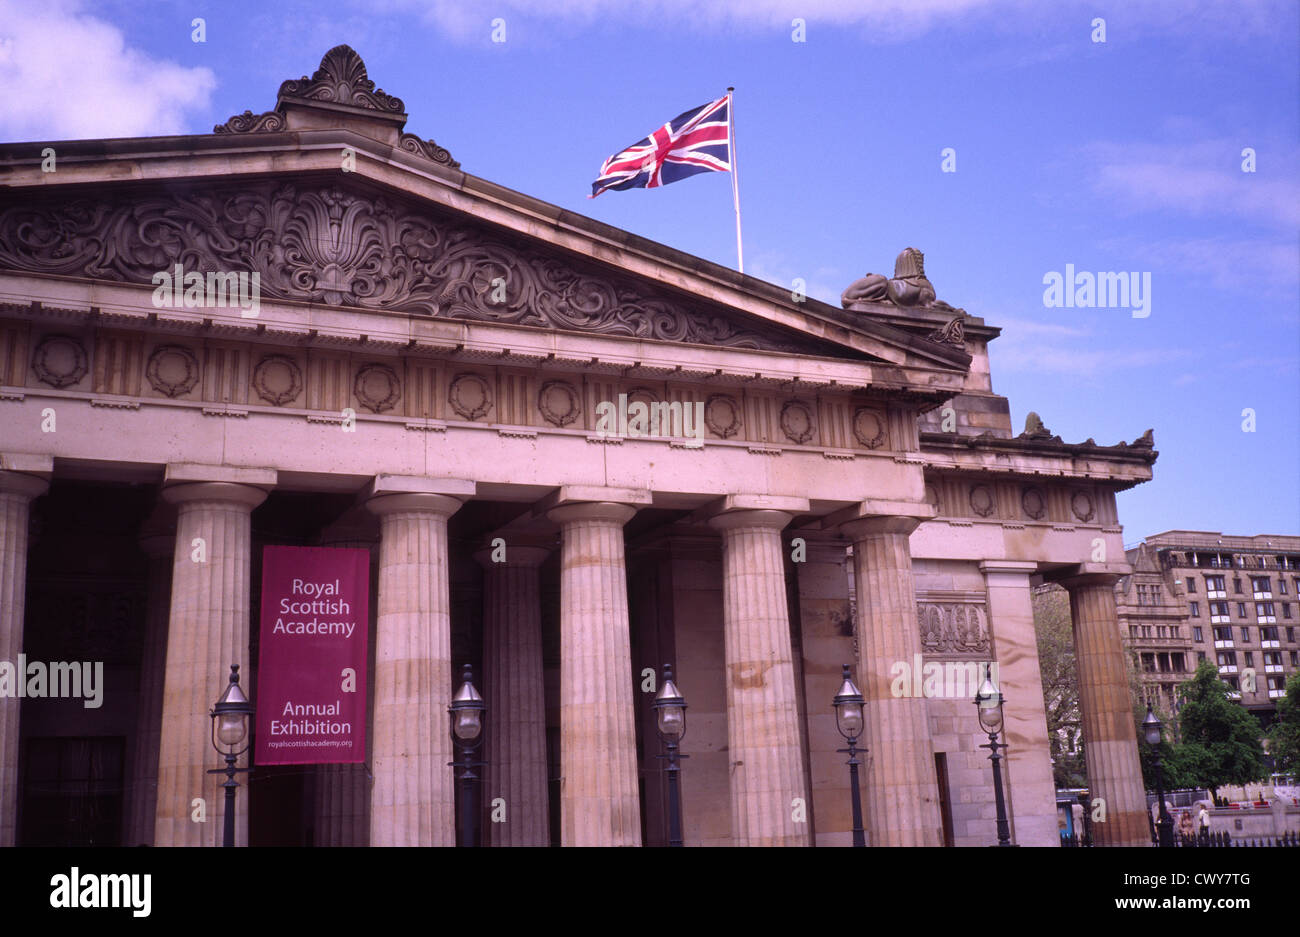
[1174,660,1268,796]
[1267,672,1300,778]
[1033,585,1086,788]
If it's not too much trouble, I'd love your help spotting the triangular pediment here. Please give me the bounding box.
[0,45,972,375]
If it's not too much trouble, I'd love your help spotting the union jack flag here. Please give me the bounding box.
[589,95,732,198]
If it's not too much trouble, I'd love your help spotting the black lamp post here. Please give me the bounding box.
[1143,705,1174,847]
[208,663,254,848]
[973,669,1014,846]
[831,664,866,848]
[652,664,688,847]
[448,664,485,847]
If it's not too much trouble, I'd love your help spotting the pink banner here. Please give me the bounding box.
[255,546,368,765]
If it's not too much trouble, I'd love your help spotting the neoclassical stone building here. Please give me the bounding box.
[0,47,1159,847]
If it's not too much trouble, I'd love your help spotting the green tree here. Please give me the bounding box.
[1267,672,1300,778]
[1033,585,1086,788]
[1175,660,1268,797]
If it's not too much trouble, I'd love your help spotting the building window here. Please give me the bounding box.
[1207,575,1226,593]
[1288,626,1297,643]
[1292,651,1299,667]
[1244,651,1254,667]
[1198,651,1207,662]
[1252,576,1272,595]
[1141,653,1156,673]
[1213,626,1233,642]
[1262,626,1279,642]
[1241,627,1250,642]
[1129,625,1139,639]
[1186,577,1196,593]
[1282,579,1290,595]
[1286,604,1294,619]
[1258,602,1276,618]
[1234,579,1243,593]
[1190,601,1201,617]
[1209,601,1229,618]
[1193,626,1203,642]
[1237,602,1247,617]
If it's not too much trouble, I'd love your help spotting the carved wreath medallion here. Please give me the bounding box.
[252,354,303,406]
[31,335,88,389]
[145,344,199,398]
[449,372,492,421]
[538,380,580,427]
[354,363,401,413]
[780,400,816,445]
[1070,490,1095,523]
[1021,486,1046,520]
[704,394,742,439]
[969,484,996,518]
[853,408,887,449]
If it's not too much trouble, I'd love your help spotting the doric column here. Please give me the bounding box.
[707,503,811,846]
[545,495,644,846]
[1060,571,1149,846]
[126,517,174,846]
[838,507,942,846]
[0,465,50,846]
[154,469,272,847]
[979,561,1059,846]
[365,483,467,847]
[476,541,552,846]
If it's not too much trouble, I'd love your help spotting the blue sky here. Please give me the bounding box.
[1,0,1296,543]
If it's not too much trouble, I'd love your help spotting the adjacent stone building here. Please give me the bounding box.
[1116,532,1300,723]
[0,46,1160,846]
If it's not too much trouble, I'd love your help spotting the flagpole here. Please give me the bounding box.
[727,86,744,274]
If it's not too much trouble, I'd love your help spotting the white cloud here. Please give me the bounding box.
[0,0,215,141]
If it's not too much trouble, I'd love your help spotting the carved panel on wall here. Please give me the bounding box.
[252,354,303,406]
[1021,486,1046,520]
[538,380,580,427]
[917,601,992,657]
[0,182,813,352]
[448,372,493,421]
[145,344,199,398]
[31,334,88,388]
[1071,490,1095,523]
[779,399,816,444]
[354,363,401,413]
[853,407,887,449]
[968,484,995,518]
[704,394,742,439]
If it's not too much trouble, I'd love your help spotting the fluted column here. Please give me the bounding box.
[365,491,463,846]
[980,561,1059,846]
[842,516,942,846]
[154,481,267,847]
[708,509,810,846]
[546,501,641,847]
[1062,573,1149,846]
[0,470,49,846]
[476,543,551,846]
[126,522,173,846]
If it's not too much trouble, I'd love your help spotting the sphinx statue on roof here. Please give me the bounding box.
[842,247,948,310]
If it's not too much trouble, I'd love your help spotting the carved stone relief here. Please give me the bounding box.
[704,394,742,439]
[1021,486,1046,520]
[917,601,992,656]
[853,408,887,449]
[0,182,807,352]
[252,354,303,406]
[448,372,492,421]
[538,380,581,427]
[779,399,816,444]
[968,484,995,518]
[1071,490,1095,523]
[354,363,401,413]
[145,344,199,398]
[31,335,88,389]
